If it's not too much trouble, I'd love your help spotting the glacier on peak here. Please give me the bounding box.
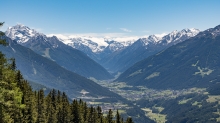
[48,34,139,53]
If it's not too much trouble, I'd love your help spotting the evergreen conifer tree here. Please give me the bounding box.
[60,92,70,123]
[106,109,113,123]
[82,102,88,122]
[97,105,102,118]
[36,89,45,123]
[45,91,57,123]
[71,99,80,123]
[116,109,121,123]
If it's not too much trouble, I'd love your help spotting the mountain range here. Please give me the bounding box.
[6,24,200,75]
[1,31,152,123]
[2,23,220,123]
[5,25,113,80]
[100,28,200,73]
[116,25,220,90]
[54,28,200,74]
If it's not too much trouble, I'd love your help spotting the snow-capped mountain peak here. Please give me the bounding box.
[162,28,200,44]
[181,28,200,36]
[5,24,200,55]
[148,35,162,42]
[5,24,43,43]
[139,35,162,46]
[136,28,200,47]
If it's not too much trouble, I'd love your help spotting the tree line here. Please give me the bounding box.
[0,22,134,123]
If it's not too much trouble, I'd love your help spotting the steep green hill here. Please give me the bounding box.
[116,25,220,90]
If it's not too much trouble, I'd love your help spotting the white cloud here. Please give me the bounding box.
[155,32,167,38]
[47,33,128,38]
[47,33,142,47]
[120,28,132,32]
[109,37,140,42]
[47,34,69,39]
[47,32,168,41]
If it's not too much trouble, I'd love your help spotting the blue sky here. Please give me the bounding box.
[1,0,220,37]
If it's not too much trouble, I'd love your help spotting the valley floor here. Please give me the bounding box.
[89,79,220,123]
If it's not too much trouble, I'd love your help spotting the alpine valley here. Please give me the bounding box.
[2,24,220,122]
[5,24,200,74]
[1,35,155,122]
[2,25,153,123]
